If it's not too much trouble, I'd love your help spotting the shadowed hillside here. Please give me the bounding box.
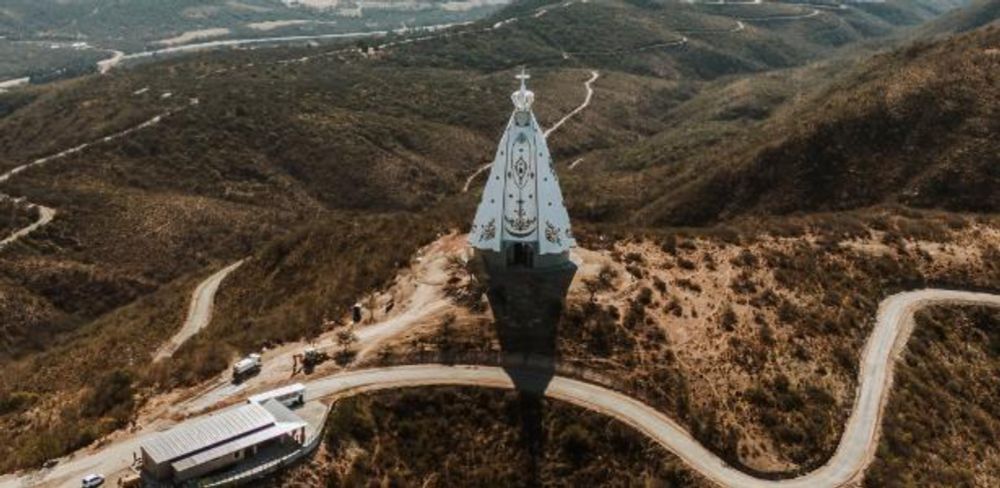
[916,0,1000,35]
[632,25,999,226]
[866,306,1000,487]
[0,0,993,476]
[273,387,710,487]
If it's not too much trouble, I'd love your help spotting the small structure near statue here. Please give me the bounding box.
[469,69,576,271]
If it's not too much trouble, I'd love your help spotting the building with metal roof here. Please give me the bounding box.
[248,383,305,407]
[140,399,307,483]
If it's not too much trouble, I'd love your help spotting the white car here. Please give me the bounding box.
[81,474,104,487]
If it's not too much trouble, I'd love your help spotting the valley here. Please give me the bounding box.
[0,0,997,486]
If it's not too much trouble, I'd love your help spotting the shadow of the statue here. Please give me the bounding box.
[474,254,576,485]
[479,257,576,391]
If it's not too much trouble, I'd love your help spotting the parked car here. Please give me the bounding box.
[81,473,104,487]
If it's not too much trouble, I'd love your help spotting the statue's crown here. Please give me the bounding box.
[511,68,534,112]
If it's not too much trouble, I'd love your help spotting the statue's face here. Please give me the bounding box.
[515,110,531,126]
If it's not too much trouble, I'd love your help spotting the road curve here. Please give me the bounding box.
[153,260,245,362]
[0,204,55,251]
[296,289,1000,488]
[461,163,493,193]
[5,288,998,488]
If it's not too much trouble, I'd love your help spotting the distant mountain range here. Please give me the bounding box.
[627,23,1000,225]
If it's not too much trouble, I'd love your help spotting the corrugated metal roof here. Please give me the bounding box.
[170,420,304,474]
[141,404,276,464]
[259,398,304,426]
[247,383,305,405]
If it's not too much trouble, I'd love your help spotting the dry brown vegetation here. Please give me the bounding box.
[628,26,1000,226]
[0,212,452,471]
[394,210,1000,477]
[272,387,709,488]
[865,306,1000,487]
[563,212,1000,475]
[0,0,994,477]
[0,199,37,239]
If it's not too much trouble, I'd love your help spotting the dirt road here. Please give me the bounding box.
[5,288,998,487]
[0,204,54,250]
[152,260,245,362]
[0,105,190,251]
[542,70,599,138]
[166,234,460,416]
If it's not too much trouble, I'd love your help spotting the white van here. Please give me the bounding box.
[232,353,262,382]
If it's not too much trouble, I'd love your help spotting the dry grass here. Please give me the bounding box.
[386,211,1000,477]
[866,306,1000,487]
[271,387,710,488]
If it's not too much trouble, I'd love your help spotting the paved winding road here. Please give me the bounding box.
[99,1,584,73]
[152,260,245,362]
[5,288,998,488]
[306,290,1000,488]
[96,25,463,73]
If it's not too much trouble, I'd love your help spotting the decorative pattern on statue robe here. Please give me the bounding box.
[469,75,575,256]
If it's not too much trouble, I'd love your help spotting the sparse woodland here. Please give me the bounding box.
[866,306,1000,487]
[272,387,710,488]
[0,0,996,481]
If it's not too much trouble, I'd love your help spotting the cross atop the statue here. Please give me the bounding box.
[515,67,530,90]
[511,68,535,112]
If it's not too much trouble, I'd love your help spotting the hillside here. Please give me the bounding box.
[0,0,510,79]
[866,306,1000,487]
[629,25,1000,226]
[0,0,995,478]
[273,387,709,487]
[916,0,1000,36]
[0,0,973,81]
[2,0,951,363]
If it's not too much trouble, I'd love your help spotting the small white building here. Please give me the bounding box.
[140,399,307,482]
[248,383,306,408]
